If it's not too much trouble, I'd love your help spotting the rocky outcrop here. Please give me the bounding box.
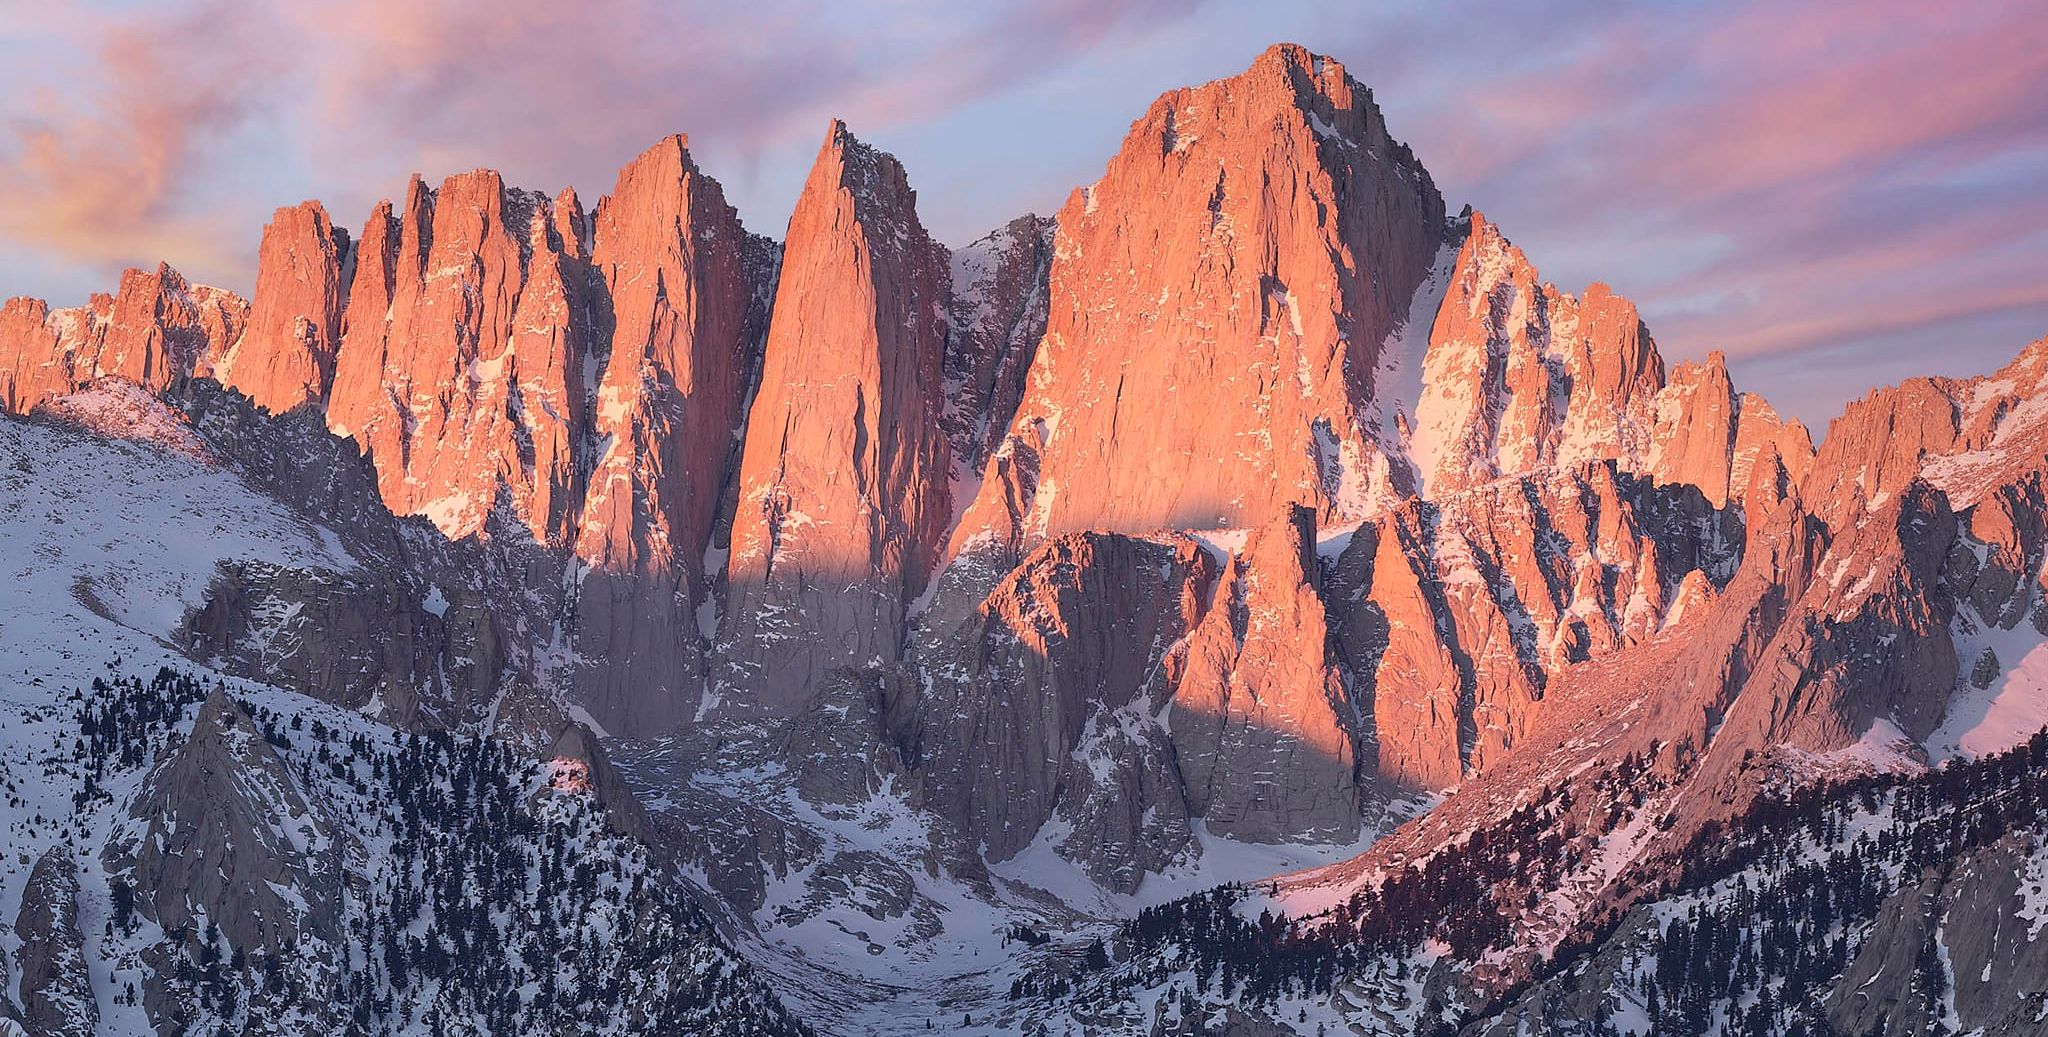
[1172,506,1360,843]
[35,379,213,461]
[1410,213,1663,497]
[1329,462,1743,789]
[1804,337,2048,530]
[0,264,245,414]
[718,121,953,734]
[949,43,1446,573]
[539,722,652,841]
[216,202,352,414]
[13,850,95,1037]
[1825,837,2048,1037]
[179,559,503,728]
[904,531,1216,892]
[1696,481,1959,772]
[1649,353,1816,507]
[1409,213,1814,507]
[115,690,345,955]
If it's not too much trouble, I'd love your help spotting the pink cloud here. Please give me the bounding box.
[0,1,280,285]
[1,0,1209,290]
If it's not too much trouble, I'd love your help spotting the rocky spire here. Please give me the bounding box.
[13,850,95,1037]
[216,201,352,413]
[574,133,765,580]
[323,170,586,542]
[563,136,774,734]
[718,120,953,724]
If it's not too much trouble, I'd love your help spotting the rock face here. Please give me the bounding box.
[905,531,1217,892]
[117,690,345,955]
[1824,836,2048,1037]
[718,121,953,732]
[576,135,768,577]
[180,559,505,727]
[13,850,95,1037]
[950,43,1446,569]
[217,202,352,414]
[1172,506,1359,843]
[1329,462,1744,790]
[0,264,245,414]
[942,214,1054,475]
[1410,213,1814,505]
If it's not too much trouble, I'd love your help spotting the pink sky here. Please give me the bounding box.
[1,0,2043,430]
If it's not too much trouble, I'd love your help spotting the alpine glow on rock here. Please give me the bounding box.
[2,5,2047,1035]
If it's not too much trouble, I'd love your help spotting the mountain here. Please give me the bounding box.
[0,41,2044,1037]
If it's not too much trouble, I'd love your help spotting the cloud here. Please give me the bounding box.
[0,0,279,286]
[0,0,1209,290]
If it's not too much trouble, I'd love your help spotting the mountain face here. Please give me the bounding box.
[717,122,954,726]
[940,44,1446,609]
[1,40,2045,1037]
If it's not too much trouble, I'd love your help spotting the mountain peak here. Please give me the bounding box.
[944,40,1446,560]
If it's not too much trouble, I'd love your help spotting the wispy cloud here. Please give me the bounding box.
[0,1,278,284]
[0,0,1208,295]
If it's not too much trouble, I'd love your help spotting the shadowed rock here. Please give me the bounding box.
[14,850,95,1037]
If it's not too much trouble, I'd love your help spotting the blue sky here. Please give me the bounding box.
[2,0,2044,430]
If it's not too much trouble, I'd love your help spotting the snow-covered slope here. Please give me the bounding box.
[0,412,805,1035]
[1,406,356,941]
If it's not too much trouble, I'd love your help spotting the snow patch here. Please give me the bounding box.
[1930,605,2048,762]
